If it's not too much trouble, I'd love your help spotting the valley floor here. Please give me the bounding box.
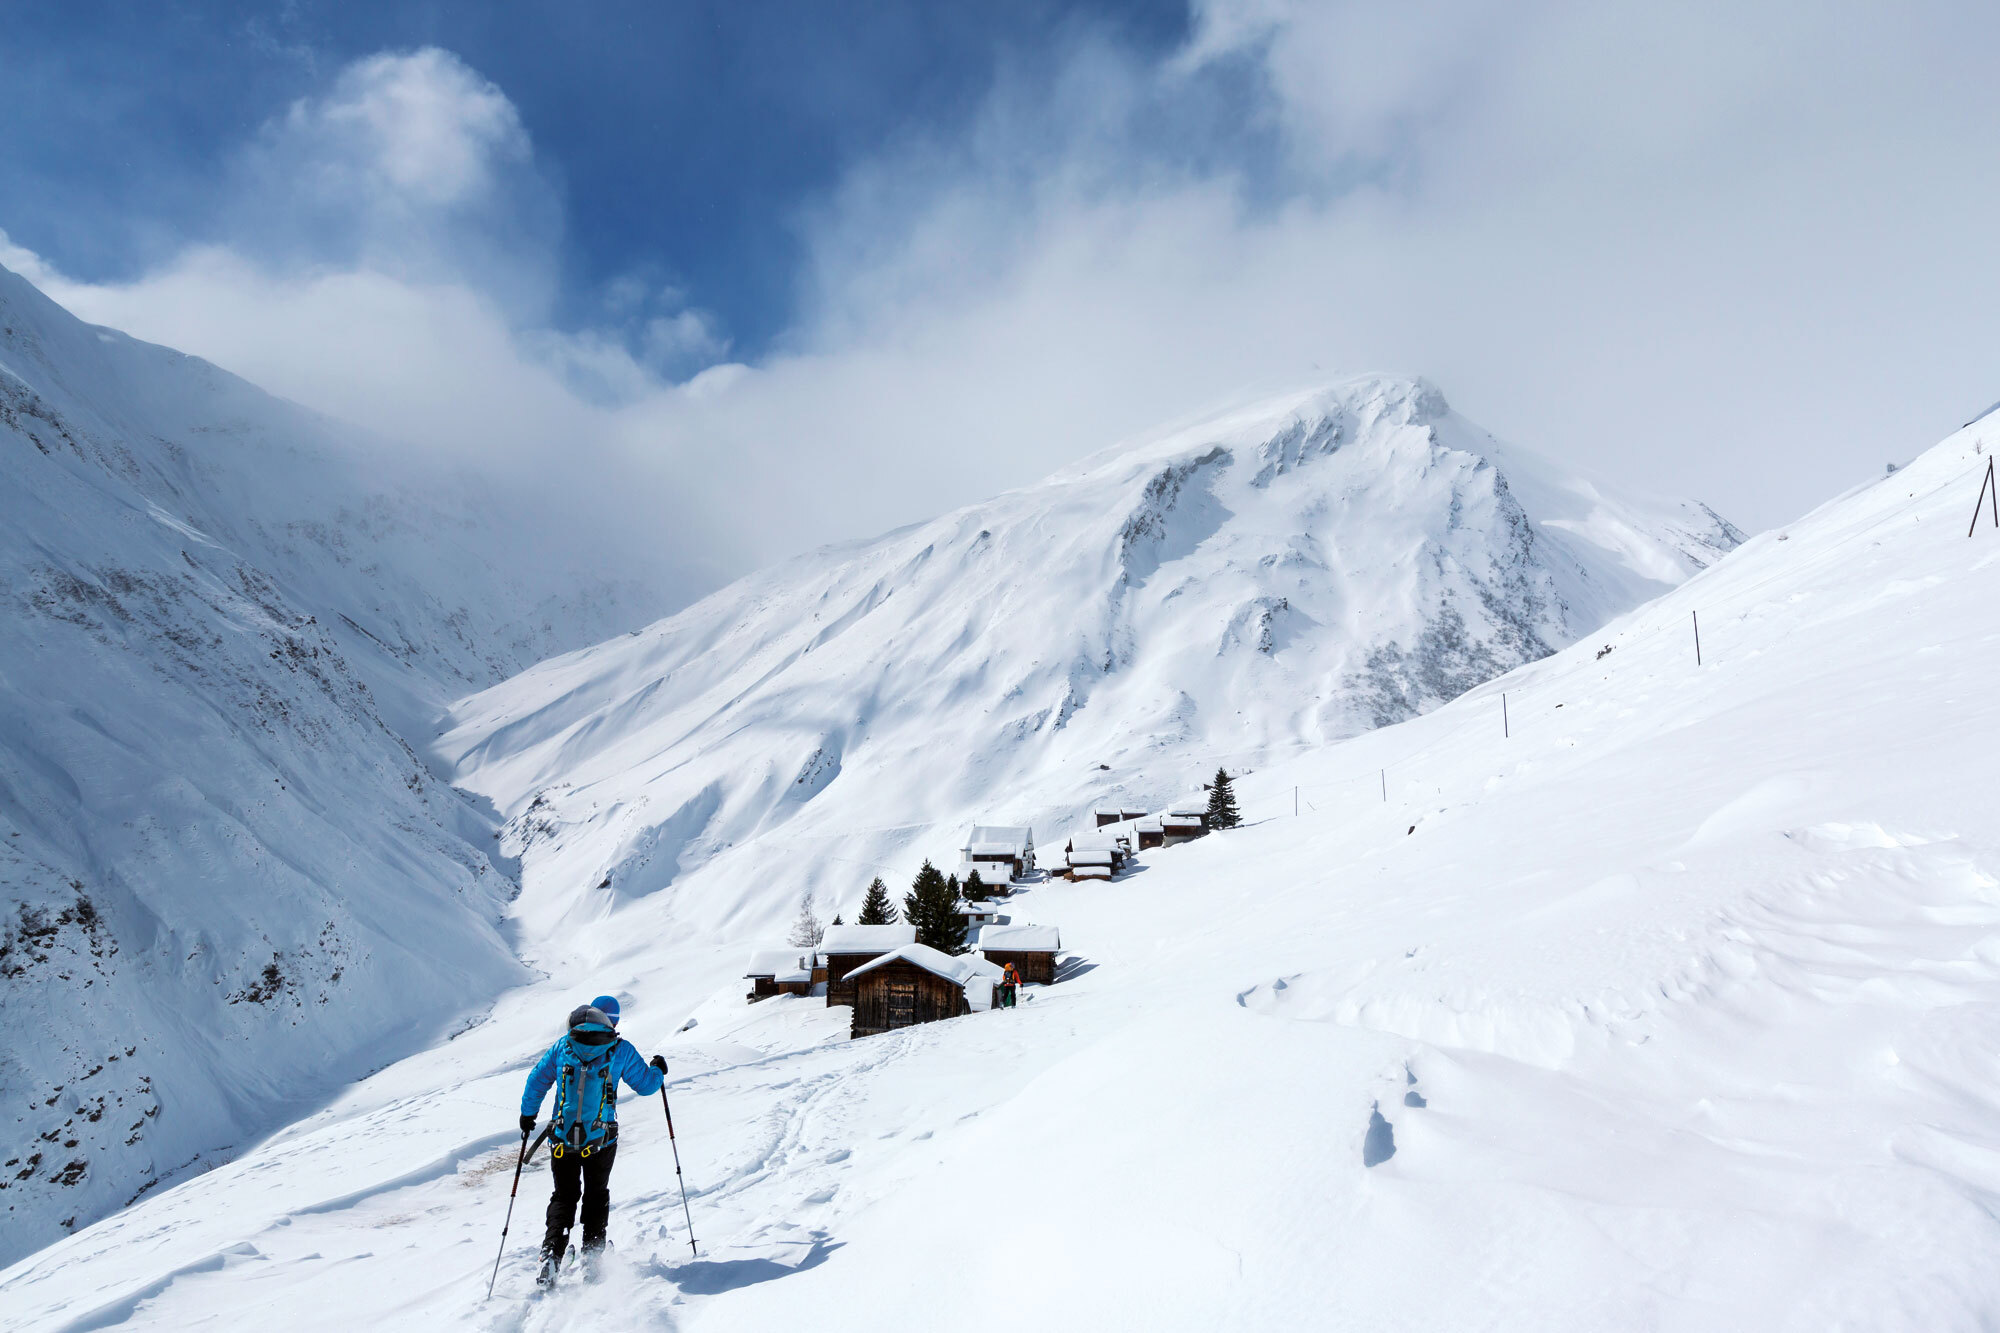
[7,431,2000,1330]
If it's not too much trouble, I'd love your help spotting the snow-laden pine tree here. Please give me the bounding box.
[963,869,990,902]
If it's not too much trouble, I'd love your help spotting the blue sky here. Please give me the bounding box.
[6,2,2000,588]
[2,1,1190,360]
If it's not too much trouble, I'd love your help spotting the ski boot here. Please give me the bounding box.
[580,1241,609,1283]
[535,1250,560,1292]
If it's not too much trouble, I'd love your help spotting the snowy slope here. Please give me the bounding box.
[3,391,1993,1330]
[0,263,669,1261]
[439,376,1739,953]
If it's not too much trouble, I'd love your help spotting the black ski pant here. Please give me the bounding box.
[541,1142,617,1259]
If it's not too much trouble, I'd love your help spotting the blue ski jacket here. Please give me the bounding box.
[520,1034,663,1149]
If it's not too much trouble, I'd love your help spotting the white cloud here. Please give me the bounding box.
[741,0,2000,533]
[294,48,527,207]
[13,10,2000,606]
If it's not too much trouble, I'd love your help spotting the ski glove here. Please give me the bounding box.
[649,1055,668,1074]
[519,1114,535,1136]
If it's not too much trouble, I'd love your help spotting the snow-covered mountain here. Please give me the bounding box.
[0,263,673,1262]
[439,376,1740,949]
[6,376,1995,1330]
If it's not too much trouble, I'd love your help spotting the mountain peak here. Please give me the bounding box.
[440,381,1740,945]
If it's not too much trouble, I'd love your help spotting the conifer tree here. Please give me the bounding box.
[830,913,843,926]
[902,860,966,954]
[856,876,897,925]
[963,869,990,902]
[933,876,968,955]
[1205,766,1242,830]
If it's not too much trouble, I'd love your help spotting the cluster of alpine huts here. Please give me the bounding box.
[743,777,1237,1041]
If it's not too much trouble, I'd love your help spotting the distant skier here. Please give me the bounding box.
[519,995,667,1288]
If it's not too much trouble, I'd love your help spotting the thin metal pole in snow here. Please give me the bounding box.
[1502,692,1509,738]
[1294,786,1298,817]
[1380,769,1386,803]
[1970,457,1998,538]
[660,1085,698,1257]
[1692,610,1702,666]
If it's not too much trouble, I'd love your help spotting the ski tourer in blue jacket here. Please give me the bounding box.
[518,997,666,1286]
[519,1002,664,1152]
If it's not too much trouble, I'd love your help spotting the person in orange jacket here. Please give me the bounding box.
[1001,962,1021,1008]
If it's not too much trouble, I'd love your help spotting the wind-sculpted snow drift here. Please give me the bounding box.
[0,264,668,1261]
[441,376,1740,948]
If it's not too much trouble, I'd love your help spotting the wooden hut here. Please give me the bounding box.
[958,900,1005,931]
[819,924,918,1006]
[959,825,1036,882]
[977,922,1062,985]
[1065,840,1118,877]
[1093,808,1123,828]
[848,944,1005,1039]
[1162,812,1207,846]
[1136,817,1165,850]
[957,863,1010,899]
[744,949,812,1003]
[1120,808,1149,824]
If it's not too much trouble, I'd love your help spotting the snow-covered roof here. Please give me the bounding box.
[1163,814,1204,828]
[1168,808,1208,820]
[1066,845,1116,865]
[1073,864,1113,878]
[966,842,1022,859]
[979,923,1062,952]
[1092,807,1123,818]
[1136,818,1163,832]
[745,948,808,977]
[963,825,1033,853]
[847,943,1004,989]
[819,924,918,955]
[955,900,1003,917]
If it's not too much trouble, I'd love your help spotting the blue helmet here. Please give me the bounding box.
[590,994,621,1025]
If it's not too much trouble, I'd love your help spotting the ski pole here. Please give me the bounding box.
[487,1125,549,1299]
[660,1085,698,1256]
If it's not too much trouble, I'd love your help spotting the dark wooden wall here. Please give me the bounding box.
[824,951,879,1006]
[850,960,969,1038]
[747,977,779,1002]
[984,949,1057,985]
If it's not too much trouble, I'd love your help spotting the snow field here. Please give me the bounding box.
[9,408,2000,1328]
[7,251,1999,1327]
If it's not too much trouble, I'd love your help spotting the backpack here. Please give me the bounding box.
[551,1006,622,1156]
